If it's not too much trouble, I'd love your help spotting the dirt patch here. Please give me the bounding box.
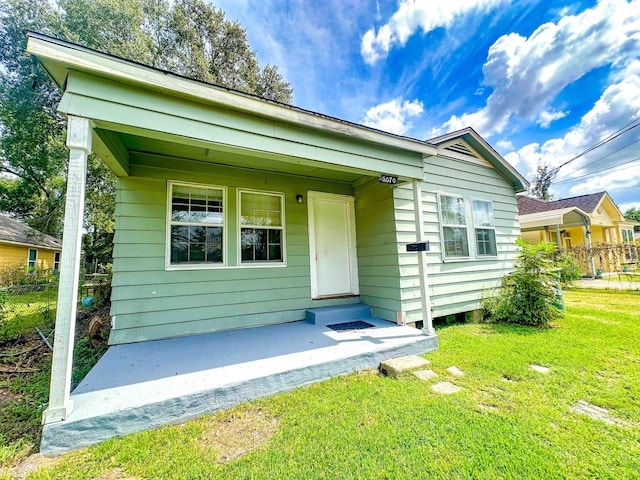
[94,468,140,479]
[3,453,61,480]
[198,406,280,464]
[572,400,629,426]
[478,404,499,412]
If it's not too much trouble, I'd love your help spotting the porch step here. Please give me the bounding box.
[305,303,373,326]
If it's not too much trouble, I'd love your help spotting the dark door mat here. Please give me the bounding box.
[327,321,375,331]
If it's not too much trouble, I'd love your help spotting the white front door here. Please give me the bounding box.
[308,192,359,298]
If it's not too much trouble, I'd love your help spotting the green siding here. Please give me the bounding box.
[354,181,402,323]
[394,155,520,321]
[109,157,359,344]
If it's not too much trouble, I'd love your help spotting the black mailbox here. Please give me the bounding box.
[406,242,429,252]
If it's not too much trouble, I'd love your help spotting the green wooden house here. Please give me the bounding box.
[27,32,527,427]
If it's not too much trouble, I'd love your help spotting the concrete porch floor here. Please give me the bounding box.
[41,317,437,454]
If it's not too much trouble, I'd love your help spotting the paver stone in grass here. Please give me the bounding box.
[413,369,438,380]
[380,355,430,378]
[432,382,462,394]
[446,366,464,376]
[530,364,550,374]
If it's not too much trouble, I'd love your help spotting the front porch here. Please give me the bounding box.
[41,312,437,454]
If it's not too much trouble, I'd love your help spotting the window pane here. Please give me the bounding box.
[28,249,37,261]
[207,244,222,263]
[443,227,469,257]
[190,243,205,262]
[476,228,497,256]
[171,242,188,263]
[472,200,494,227]
[441,196,466,225]
[241,228,283,262]
[171,225,189,243]
[172,184,223,225]
[240,192,282,227]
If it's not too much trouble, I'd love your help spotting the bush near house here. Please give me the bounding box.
[483,239,564,326]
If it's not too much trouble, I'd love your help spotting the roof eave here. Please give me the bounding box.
[430,127,529,192]
[26,32,439,157]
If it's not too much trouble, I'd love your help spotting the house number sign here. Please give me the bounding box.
[379,175,398,184]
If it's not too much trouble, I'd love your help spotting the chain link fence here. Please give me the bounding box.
[0,283,58,341]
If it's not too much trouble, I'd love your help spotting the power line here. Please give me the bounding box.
[554,136,640,182]
[551,117,640,174]
[554,156,640,185]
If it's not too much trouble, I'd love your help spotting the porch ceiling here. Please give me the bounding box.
[116,131,367,183]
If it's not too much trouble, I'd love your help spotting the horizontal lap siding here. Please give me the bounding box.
[354,181,401,322]
[109,159,357,344]
[394,157,520,322]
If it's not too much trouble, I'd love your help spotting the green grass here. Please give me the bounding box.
[0,289,56,340]
[17,290,640,479]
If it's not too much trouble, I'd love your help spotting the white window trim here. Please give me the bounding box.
[437,192,471,262]
[471,198,498,258]
[165,180,228,271]
[437,192,501,262]
[236,188,287,268]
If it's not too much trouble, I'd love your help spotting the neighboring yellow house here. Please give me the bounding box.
[0,214,62,272]
[518,192,638,274]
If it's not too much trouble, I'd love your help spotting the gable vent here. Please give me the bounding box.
[444,141,477,158]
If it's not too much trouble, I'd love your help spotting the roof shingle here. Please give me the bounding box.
[517,192,606,215]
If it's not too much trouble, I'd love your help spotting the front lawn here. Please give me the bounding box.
[10,289,640,479]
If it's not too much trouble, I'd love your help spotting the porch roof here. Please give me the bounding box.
[519,207,591,231]
[26,32,435,183]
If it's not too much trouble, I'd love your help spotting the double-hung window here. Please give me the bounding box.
[168,182,225,266]
[239,190,284,264]
[472,200,497,256]
[440,195,469,258]
[27,249,37,269]
[53,252,61,272]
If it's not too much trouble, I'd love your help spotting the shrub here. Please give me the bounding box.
[482,239,564,326]
[555,251,582,284]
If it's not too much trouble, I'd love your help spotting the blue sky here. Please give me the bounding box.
[212,0,640,212]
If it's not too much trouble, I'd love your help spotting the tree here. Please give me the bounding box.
[0,0,293,261]
[624,207,640,232]
[529,163,556,200]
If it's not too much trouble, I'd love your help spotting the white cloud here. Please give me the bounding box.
[439,0,640,137]
[537,109,569,129]
[619,202,640,213]
[506,70,640,197]
[495,139,514,152]
[361,0,503,65]
[362,98,424,134]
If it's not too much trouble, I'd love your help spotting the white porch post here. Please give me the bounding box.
[413,180,434,335]
[583,224,596,278]
[42,116,91,424]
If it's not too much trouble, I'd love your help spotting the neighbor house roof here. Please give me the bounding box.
[517,192,608,215]
[0,215,62,250]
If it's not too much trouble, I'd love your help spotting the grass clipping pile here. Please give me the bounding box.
[198,406,280,464]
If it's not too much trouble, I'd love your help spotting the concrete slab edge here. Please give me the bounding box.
[41,334,437,455]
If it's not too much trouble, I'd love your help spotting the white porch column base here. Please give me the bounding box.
[413,179,434,336]
[42,116,91,424]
